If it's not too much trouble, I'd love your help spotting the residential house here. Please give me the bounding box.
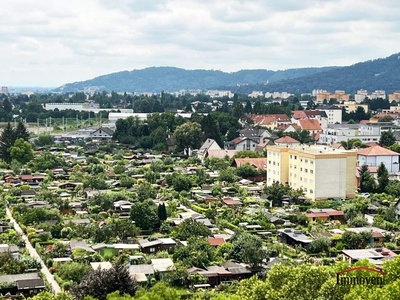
[70,240,95,253]
[138,238,177,254]
[21,190,36,199]
[0,221,10,233]
[221,262,253,281]
[206,149,238,159]
[58,182,79,191]
[222,197,243,207]
[250,114,291,130]
[90,127,114,140]
[128,264,154,283]
[187,266,232,287]
[317,106,343,124]
[232,157,267,181]
[197,139,221,161]
[254,139,275,154]
[224,137,260,151]
[239,127,272,143]
[345,226,388,246]
[297,119,322,140]
[357,145,400,173]
[291,110,329,128]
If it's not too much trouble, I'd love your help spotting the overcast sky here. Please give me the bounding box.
[1,0,399,87]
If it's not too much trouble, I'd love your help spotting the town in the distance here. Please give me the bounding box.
[1,82,400,300]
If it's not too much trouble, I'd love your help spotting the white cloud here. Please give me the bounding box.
[0,0,399,86]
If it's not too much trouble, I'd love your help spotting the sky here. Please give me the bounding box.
[1,0,400,87]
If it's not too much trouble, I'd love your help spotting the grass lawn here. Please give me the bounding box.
[100,248,115,257]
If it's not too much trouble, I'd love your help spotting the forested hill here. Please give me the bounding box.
[54,66,335,93]
[231,53,400,94]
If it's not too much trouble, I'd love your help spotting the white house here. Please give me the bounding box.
[197,139,221,161]
[357,145,400,173]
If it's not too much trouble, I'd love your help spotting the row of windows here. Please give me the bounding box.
[268,160,280,166]
[289,165,314,174]
[289,155,315,165]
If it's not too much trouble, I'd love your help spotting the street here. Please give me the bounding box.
[6,207,62,294]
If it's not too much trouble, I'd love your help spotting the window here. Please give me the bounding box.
[304,188,308,192]
[300,168,303,171]
[300,159,303,162]
[290,155,292,159]
[305,169,308,173]
[290,173,292,177]
[310,189,314,194]
[305,159,308,163]
[300,177,303,181]
[310,170,314,174]
[268,160,271,164]
[310,179,313,184]
[311,161,314,165]
[304,178,308,183]
[150,248,156,253]
[294,156,297,159]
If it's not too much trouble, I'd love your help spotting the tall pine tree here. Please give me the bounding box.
[358,164,376,193]
[0,122,16,163]
[377,162,389,193]
[15,121,30,141]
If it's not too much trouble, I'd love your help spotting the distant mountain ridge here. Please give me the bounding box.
[55,52,400,94]
[54,66,336,93]
[231,53,400,94]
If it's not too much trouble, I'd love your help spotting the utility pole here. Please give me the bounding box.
[37,118,40,135]
[62,116,65,132]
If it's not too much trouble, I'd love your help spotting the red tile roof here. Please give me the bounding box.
[207,237,225,247]
[234,158,267,170]
[251,114,290,126]
[222,198,243,206]
[298,119,322,131]
[357,145,399,156]
[275,136,300,144]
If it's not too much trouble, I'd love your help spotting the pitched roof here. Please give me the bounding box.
[298,119,322,131]
[207,237,226,246]
[357,145,399,156]
[251,114,290,126]
[275,136,300,144]
[207,150,237,159]
[92,127,114,136]
[200,139,220,151]
[234,158,267,170]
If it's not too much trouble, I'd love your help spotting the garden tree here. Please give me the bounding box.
[173,218,211,240]
[236,264,331,300]
[390,142,400,153]
[263,181,292,206]
[358,164,376,193]
[201,114,222,147]
[109,218,140,240]
[307,236,331,254]
[0,252,27,274]
[35,134,54,147]
[70,264,138,300]
[348,214,368,227]
[84,174,108,190]
[173,237,216,268]
[56,262,92,283]
[340,138,368,150]
[117,282,179,300]
[218,167,239,183]
[119,175,135,188]
[171,173,192,192]
[286,129,313,144]
[0,122,16,163]
[31,291,73,300]
[379,129,396,147]
[2,98,12,112]
[236,163,259,178]
[195,168,210,186]
[144,170,160,184]
[378,115,395,122]
[377,162,389,193]
[137,182,157,201]
[229,231,267,267]
[173,122,204,153]
[157,203,167,222]
[341,231,372,249]
[113,163,126,174]
[232,150,263,159]
[204,157,230,171]
[15,121,30,141]
[130,200,159,231]
[10,138,34,164]
[33,151,65,171]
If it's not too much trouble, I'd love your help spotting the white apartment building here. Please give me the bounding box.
[355,89,369,103]
[205,90,234,98]
[265,92,292,99]
[267,145,357,200]
[45,102,100,111]
[318,124,381,145]
[249,91,264,98]
[316,107,342,124]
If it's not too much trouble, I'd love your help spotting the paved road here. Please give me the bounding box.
[6,207,62,294]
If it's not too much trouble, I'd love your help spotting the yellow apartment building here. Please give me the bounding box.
[266,145,357,200]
